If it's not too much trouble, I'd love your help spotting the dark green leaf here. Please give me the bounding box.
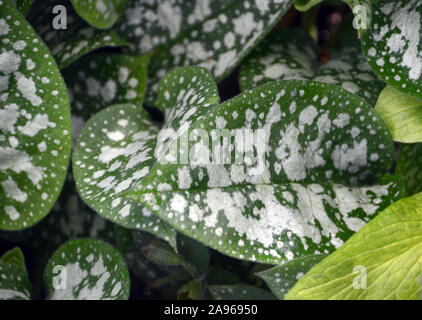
[209,284,276,300]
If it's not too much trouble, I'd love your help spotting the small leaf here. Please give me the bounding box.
[10,0,33,15]
[361,0,422,100]
[257,254,327,299]
[70,0,127,29]
[240,29,384,106]
[117,0,295,103]
[0,261,31,300]
[285,192,422,300]
[0,247,26,273]
[0,0,72,230]
[375,86,422,143]
[209,284,276,300]
[396,143,422,196]
[177,280,203,300]
[44,238,130,300]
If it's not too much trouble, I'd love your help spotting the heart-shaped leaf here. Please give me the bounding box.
[0,260,31,300]
[361,0,422,100]
[257,254,327,299]
[285,192,422,300]
[44,238,130,300]
[0,0,72,230]
[116,0,295,103]
[397,143,422,197]
[240,29,384,106]
[209,284,276,300]
[70,0,127,29]
[375,86,422,143]
[72,104,177,247]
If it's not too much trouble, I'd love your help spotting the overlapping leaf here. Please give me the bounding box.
[285,192,422,300]
[240,29,384,106]
[397,144,422,197]
[0,260,31,300]
[209,285,276,300]
[44,238,130,300]
[27,0,126,69]
[375,86,422,143]
[70,0,127,29]
[257,254,327,299]
[361,0,422,100]
[0,0,72,230]
[10,0,33,15]
[116,0,294,103]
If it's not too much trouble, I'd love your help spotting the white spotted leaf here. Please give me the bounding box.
[116,0,295,103]
[0,260,31,300]
[209,284,276,300]
[44,238,130,300]
[121,67,401,265]
[70,0,127,29]
[361,0,422,100]
[240,29,384,106]
[0,0,72,230]
[72,104,178,248]
[285,192,422,300]
[375,86,422,143]
[396,143,422,197]
[257,254,327,299]
[0,247,26,272]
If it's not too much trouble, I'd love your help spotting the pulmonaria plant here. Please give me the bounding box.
[0,0,422,300]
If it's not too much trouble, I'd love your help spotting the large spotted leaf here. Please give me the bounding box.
[0,260,31,300]
[116,0,294,103]
[239,28,384,106]
[375,86,422,143]
[70,0,127,29]
[396,144,422,197]
[73,104,177,248]
[361,0,422,100]
[27,0,126,69]
[256,254,327,299]
[64,53,149,142]
[285,192,422,300]
[44,238,130,300]
[119,67,400,265]
[0,0,72,230]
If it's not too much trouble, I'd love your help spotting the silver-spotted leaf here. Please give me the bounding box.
[361,0,422,100]
[257,254,327,299]
[0,247,26,272]
[0,0,72,230]
[70,0,127,29]
[0,261,31,300]
[44,238,130,300]
[240,29,384,106]
[127,67,400,265]
[72,104,177,246]
[375,86,422,143]
[396,143,422,197]
[117,0,295,103]
[209,284,276,300]
[285,192,422,300]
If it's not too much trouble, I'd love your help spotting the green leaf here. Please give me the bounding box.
[257,254,327,299]
[285,192,422,300]
[361,0,422,100]
[239,29,384,106]
[126,67,399,264]
[396,143,422,197]
[27,0,126,69]
[0,261,32,300]
[0,247,26,272]
[44,238,130,300]
[375,86,422,143]
[0,0,72,230]
[70,0,127,29]
[209,284,276,300]
[10,0,33,15]
[72,103,178,246]
[178,234,210,276]
[117,0,295,103]
[177,280,203,300]
[64,53,149,142]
